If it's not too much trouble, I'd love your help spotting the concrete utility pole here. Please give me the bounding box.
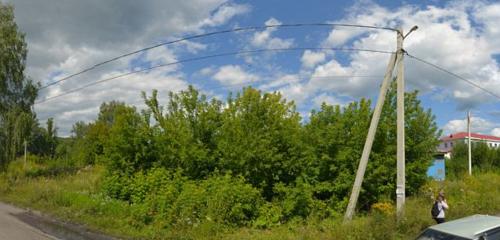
[344,26,417,221]
[396,27,406,218]
[468,110,472,175]
[344,52,397,221]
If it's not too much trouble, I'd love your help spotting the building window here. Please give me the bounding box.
[450,142,453,147]
[445,142,448,148]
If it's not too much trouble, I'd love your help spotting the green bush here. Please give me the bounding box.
[253,202,283,228]
[100,172,132,201]
[102,169,264,229]
[202,174,263,226]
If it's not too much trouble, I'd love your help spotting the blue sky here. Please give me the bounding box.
[5,0,500,136]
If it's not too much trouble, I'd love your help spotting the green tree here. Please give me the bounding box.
[73,101,133,165]
[216,87,312,198]
[304,81,441,211]
[45,118,57,157]
[448,141,500,176]
[304,99,372,211]
[143,86,223,178]
[369,81,441,199]
[0,4,38,169]
[28,118,57,157]
[104,104,149,175]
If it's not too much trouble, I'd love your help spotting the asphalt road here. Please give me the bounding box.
[0,202,55,240]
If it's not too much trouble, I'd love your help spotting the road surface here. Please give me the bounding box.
[0,202,54,240]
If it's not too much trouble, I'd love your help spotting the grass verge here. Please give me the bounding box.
[1,159,499,240]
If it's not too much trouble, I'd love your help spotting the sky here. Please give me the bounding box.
[3,0,500,137]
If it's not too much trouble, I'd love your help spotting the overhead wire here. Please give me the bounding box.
[39,23,398,90]
[35,47,393,105]
[405,52,500,100]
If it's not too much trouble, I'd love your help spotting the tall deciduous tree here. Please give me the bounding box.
[0,4,38,169]
[216,87,312,198]
[143,86,223,178]
[305,81,441,210]
[28,118,57,157]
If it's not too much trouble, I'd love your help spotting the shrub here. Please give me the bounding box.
[100,171,132,201]
[253,202,283,228]
[202,174,263,226]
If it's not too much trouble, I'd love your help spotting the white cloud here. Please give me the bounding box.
[251,18,294,49]
[276,83,308,105]
[259,74,300,90]
[198,66,215,76]
[473,2,500,52]
[199,3,250,27]
[442,116,500,136]
[144,46,178,67]
[492,128,500,137]
[306,58,381,98]
[309,1,500,109]
[7,0,249,135]
[322,2,401,47]
[213,65,259,86]
[301,50,326,68]
[36,69,188,136]
[312,93,345,108]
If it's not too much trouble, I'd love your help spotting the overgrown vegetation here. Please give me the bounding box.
[3,159,500,239]
[0,82,441,236]
[47,83,437,230]
[448,141,500,177]
[0,4,39,170]
[3,2,481,239]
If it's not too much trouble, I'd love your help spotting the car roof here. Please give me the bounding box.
[429,215,500,239]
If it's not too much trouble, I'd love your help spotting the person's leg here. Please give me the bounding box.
[436,218,445,224]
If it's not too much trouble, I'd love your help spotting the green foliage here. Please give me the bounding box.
[0,3,38,170]
[202,174,262,226]
[448,141,500,177]
[76,84,439,227]
[304,81,441,210]
[11,82,442,236]
[5,164,500,239]
[28,118,58,157]
[143,86,223,178]
[105,168,263,228]
[0,3,449,238]
[216,87,312,198]
[305,99,372,210]
[54,101,137,167]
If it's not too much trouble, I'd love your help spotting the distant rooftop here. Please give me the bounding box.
[441,132,500,142]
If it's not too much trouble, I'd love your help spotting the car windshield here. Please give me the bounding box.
[416,229,470,240]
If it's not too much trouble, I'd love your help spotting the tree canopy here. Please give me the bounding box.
[0,3,38,169]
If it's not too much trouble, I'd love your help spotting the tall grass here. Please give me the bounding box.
[1,159,499,239]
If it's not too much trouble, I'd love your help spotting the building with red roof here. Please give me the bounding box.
[438,132,500,158]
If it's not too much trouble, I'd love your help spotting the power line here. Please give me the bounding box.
[39,23,398,90]
[405,52,500,100]
[35,47,393,105]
